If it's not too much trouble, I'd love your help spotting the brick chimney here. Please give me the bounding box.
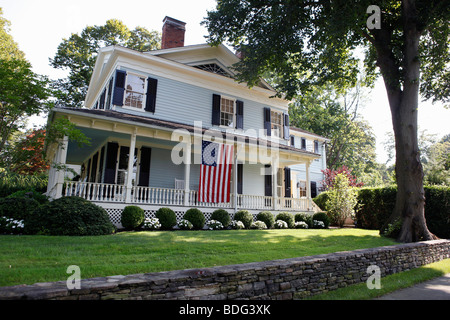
[161,16,186,49]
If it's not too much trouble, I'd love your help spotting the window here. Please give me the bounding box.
[298,180,307,197]
[314,140,319,153]
[220,97,235,127]
[124,74,146,109]
[301,138,306,150]
[271,111,284,138]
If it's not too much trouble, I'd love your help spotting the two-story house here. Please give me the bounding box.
[45,17,328,227]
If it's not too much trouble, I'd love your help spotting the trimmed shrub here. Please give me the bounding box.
[250,221,267,229]
[155,207,177,230]
[7,189,49,205]
[121,206,145,230]
[295,213,313,228]
[275,212,295,228]
[183,208,205,229]
[24,196,115,236]
[233,210,254,229]
[256,211,275,229]
[312,212,330,229]
[211,209,231,228]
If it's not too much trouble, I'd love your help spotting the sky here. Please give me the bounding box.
[1,0,448,164]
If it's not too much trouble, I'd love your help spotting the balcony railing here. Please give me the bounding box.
[63,181,312,211]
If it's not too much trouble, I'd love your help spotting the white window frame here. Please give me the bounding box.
[122,72,148,111]
[297,180,307,198]
[271,110,284,139]
[219,96,236,128]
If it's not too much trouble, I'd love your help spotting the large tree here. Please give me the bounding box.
[50,19,161,108]
[204,0,449,242]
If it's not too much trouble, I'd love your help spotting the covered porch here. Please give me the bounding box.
[46,108,321,225]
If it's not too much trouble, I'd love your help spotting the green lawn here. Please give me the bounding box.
[0,228,397,287]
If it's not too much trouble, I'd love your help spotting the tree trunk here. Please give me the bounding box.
[379,0,437,242]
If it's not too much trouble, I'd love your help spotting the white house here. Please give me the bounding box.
[45,17,329,227]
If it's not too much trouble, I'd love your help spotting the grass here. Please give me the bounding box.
[0,228,397,287]
[306,258,450,300]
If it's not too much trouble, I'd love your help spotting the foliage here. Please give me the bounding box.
[50,19,161,108]
[0,169,48,198]
[0,8,25,61]
[211,209,231,228]
[24,196,115,236]
[7,188,49,205]
[183,208,205,230]
[250,221,267,230]
[256,211,275,229]
[229,220,245,230]
[326,174,358,227]
[312,212,330,229]
[274,220,288,229]
[295,221,309,229]
[233,210,254,229]
[155,207,177,230]
[295,213,313,228]
[178,219,193,230]
[142,218,161,231]
[423,134,450,186]
[207,220,224,230]
[0,197,40,233]
[322,166,364,190]
[275,212,295,228]
[120,205,145,230]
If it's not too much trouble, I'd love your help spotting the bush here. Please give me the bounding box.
[295,213,313,228]
[233,210,254,229]
[275,212,295,228]
[178,219,193,230]
[229,220,245,229]
[121,206,145,230]
[424,185,450,239]
[256,211,275,229]
[312,212,330,229]
[7,189,49,205]
[0,170,48,198]
[155,207,177,230]
[295,221,309,229]
[142,218,161,230]
[24,196,115,236]
[326,173,358,227]
[211,209,231,228]
[207,220,224,230]
[183,208,205,229]
[274,220,288,229]
[250,221,267,229]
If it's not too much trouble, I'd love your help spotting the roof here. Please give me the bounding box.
[51,107,321,158]
[289,126,329,141]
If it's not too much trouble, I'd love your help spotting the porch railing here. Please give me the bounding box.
[63,181,311,211]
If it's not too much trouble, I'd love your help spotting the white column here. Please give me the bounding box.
[183,142,191,206]
[125,132,136,202]
[54,136,69,199]
[233,150,238,212]
[305,160,312,211]
[272,156,279,210]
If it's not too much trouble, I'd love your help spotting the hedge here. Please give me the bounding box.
[313,185,450,239]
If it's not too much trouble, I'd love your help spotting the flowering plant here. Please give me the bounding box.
[313,220,325,229]
[295,221,309,229]
[207,219,223,230]
[274,220,288,229]
[250,221,267,229]
[229,220,245,230]
[178,219,193,230]
[142,217,161,230]
[0,216,24,234]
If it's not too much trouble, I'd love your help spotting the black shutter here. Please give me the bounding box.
[99,89,106,110]
[237,163,243,194]
[236,100,244,129]
[90,152,99,182]
[311,181,317,198]
[138,147,152,186]
[104,142,119,184]
[284,167,291,198]
[112,70,126,106]
[264,164,272,196]
[283,113,290,140]
[263,107,271,136]
[212,94,221,126]
[301,138,306,150]
[290,135,295,147]
[145,77,158,113]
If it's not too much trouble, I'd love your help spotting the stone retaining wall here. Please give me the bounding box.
[0,239,449,300]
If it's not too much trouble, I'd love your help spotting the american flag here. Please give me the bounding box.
[198,140,234,203]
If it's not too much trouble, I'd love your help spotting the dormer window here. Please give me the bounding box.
[124,74,146,109]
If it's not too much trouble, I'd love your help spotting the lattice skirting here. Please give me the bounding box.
[96,202,264,229]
